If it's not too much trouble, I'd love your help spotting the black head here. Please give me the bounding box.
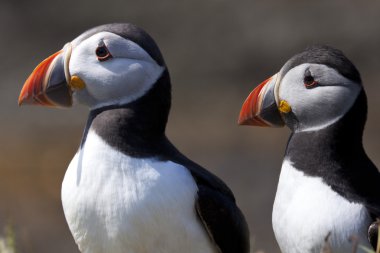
[72,23,166,67]
[280,45,361,85]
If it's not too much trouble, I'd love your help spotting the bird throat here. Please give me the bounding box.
[80,71,171,158]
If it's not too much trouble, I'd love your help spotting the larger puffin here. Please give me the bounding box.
[19,23,249,253]
[238,45,380,253]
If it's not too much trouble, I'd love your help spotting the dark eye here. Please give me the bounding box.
[96,45,112,61]
[304,69,318,88]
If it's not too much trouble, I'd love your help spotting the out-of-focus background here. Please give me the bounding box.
[1,0,380,252]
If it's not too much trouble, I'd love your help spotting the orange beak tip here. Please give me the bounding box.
[18,93,27,106]
[237,113,250,126]
[18,84,33,106]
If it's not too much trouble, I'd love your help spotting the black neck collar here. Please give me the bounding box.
[80,70,171,158]
[285,90,380,208]
[287,89,367,161]
[285,90,367,177]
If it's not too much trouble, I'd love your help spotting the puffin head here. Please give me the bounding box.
[238,45,364,132]
[18,23,167,110]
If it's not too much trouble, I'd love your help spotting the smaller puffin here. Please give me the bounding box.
[19,23,249,253]
[238,45,380,253]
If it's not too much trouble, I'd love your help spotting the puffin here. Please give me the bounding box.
[238,45,380,253]
[18,23,249,253]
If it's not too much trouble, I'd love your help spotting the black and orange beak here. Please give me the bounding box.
[18,46,73,107]
[238,74,285,127]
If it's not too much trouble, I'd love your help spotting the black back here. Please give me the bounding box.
[368,221,379,249]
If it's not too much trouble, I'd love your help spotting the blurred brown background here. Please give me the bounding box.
[1,0,380,252]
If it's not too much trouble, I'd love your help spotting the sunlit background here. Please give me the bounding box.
[1,0,380,252]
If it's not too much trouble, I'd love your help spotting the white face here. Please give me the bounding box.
[68,32,165,109]
[278,63,361,132]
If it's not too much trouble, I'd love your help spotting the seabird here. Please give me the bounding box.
[19,23,249,253]
[238,45,380,253]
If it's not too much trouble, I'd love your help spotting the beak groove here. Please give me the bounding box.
[238,74,285,127]
[19,48,73,108]
[238,77,273,126]
[18,51,62,106]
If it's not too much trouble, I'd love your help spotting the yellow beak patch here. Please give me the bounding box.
[278,100,292,114]
[69,76,86,90]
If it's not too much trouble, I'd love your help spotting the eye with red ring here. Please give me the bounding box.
[95,43,112,62]
[304,69,318,88]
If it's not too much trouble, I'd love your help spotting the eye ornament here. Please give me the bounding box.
[96,44,112,62]
[304,70,318,88]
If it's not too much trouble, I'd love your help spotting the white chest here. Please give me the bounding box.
[61,130,215,253]
[272,160,371,253]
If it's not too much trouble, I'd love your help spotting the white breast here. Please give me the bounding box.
[61,130,216,253]
[272,160,371,253]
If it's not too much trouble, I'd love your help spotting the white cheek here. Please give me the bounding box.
[279,64,361,132]
[298,86,358,131]
[73,59,164,108]
[68,32,164,109]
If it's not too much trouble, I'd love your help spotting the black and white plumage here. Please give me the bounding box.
[239,45,380,253]
[19,23,249,253]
